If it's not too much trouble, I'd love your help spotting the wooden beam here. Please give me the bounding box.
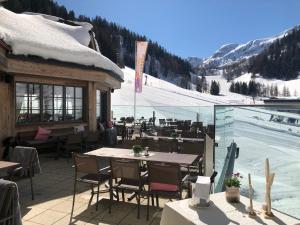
[88,82,97,132]
[7,58,121,89]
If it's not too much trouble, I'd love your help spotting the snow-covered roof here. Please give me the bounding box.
[0,7,124,80]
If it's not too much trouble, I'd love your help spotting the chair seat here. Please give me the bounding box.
[150,182,179,192]
[78,173,110,184]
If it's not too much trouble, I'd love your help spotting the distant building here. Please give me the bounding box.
[264,98,300,106]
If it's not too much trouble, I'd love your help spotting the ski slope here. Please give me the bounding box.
[112,67,253,107]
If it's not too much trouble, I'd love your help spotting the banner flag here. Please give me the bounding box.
[135,41,148,93]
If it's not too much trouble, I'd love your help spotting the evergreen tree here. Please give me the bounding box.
[241,82,248,95]
[210,80,220,95]
[229,82,235,93]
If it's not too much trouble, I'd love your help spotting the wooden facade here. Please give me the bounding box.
[0,43,123,156]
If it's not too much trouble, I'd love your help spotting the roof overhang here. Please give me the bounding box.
[2,53,123,89]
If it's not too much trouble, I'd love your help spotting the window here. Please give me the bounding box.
[42,85,63,122]
[16,82,84,124]
[16,83,40,123]
[65,87,83,121]
[96,90,107,122]
[96,90,101,120]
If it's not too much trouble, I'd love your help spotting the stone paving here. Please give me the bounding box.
[17,154,171,225]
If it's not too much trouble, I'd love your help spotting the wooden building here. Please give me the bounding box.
[0,8,124,154]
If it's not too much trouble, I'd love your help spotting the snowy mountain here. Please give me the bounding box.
[190,26,299,71]
[187,57,203,68]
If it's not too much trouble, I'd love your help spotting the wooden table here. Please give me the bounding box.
[0,161,20,172]
[160,192,300,225]
[146,135,204,143]
[86,147,198,166]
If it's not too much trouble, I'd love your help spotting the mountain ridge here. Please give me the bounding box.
[188,25,300,80]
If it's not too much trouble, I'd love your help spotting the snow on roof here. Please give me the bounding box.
[0,7,123,80]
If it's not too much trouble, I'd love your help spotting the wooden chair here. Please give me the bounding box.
[159,119,166,126]
[146,162,184,220]
[0,181,19,225]
[60,134,83,157]
[179,140,204,176]
[7,146,36,200]
[85,131,102,151]
[70,153,110,223]
[109,158,147,219]
[158,138,178,153]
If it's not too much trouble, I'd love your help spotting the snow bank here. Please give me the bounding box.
[0,7,123,80]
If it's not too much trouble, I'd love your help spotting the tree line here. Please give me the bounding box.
[229,81,293,97]
[248,27,300,80]
[196,76,220,95]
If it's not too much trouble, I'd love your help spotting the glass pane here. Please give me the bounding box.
[54,98,63,109]
[66,87,74,98]
[54,109,63,121]
[75,110,83,120]
[28,84,40,96]
[96,90,101,104]
[75,87,83,98]
[16,83,27,96]
[43,110,53,122]
[54,86,63,97]
[16,96,27,111]
[75,99,83,109]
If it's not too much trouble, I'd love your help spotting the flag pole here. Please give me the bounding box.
[134,42,137,125]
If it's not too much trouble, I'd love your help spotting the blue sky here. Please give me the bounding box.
[57,0,300,59]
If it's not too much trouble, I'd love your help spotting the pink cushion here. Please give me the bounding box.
[150,182,178,192]
[107,121,113,128]
[34,127,51,141]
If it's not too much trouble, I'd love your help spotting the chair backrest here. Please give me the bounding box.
[72,153,99,174]
[115,124,125,137]
[158,138,178,153]
[160,129,173,137]
[140,137,157,151]
[159,119,166,125]
[0,182,16,225]
[86,131,100,143]
[66,134,82,145]
[181,131,197,138]
[12,146,36,171]
[179,140,204,155]
[147,162,181,186]
[117,139,136,149]
[110,158,140,180]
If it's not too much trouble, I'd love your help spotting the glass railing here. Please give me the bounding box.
[214,104,300,219]
[112,105,214,126]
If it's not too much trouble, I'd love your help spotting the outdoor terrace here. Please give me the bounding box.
[19,154,167,225]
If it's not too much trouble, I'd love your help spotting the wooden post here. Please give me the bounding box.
[247,174,256,217]
[262,158,275,218]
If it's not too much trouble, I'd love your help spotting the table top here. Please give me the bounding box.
[146,135,204,142]
[86,147,198,165]
[161,192,300,225]
[0,161,20,171]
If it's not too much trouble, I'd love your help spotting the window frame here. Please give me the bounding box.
[15,81,85,125]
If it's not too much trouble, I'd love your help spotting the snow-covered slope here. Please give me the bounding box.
[112,67,254,107]
[0,7,123,79]
[205,72,300,97]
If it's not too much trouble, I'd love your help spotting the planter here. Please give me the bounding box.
[225,186,240,203]
[134,152,141,157]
